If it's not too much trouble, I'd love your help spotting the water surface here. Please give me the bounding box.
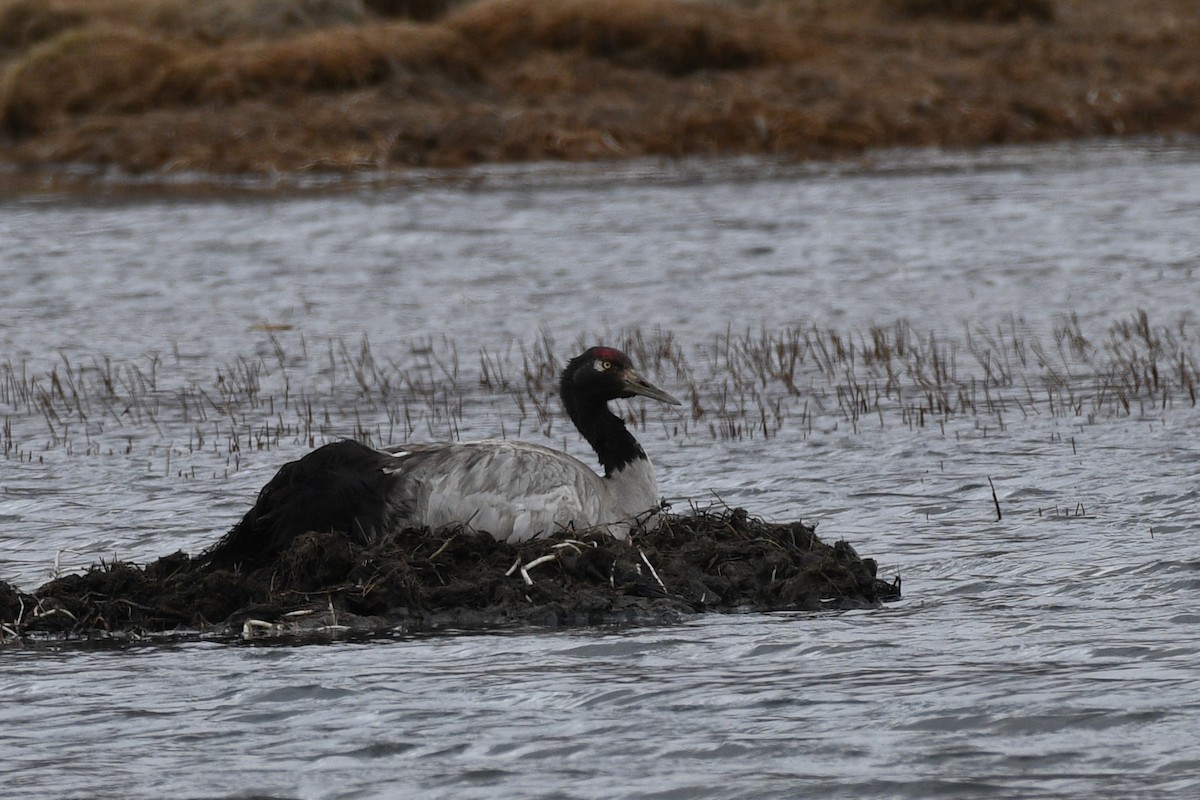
[2,141,1199,799]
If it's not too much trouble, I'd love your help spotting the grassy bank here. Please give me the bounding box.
[0,0,1196,175]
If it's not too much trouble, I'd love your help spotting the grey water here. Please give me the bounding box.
[2,140,1200,799]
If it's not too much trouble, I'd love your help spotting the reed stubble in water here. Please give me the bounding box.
[2,313,1194,468]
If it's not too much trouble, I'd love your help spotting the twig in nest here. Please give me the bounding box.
[706,491,735,513]
[32,603,76,622]
[520,554,558,586]
[242,618,273,638]
[428,535,456,560]
[51,548,82,580]
[639,549,667,594]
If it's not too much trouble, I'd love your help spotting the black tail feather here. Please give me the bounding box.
[198,440,403,570]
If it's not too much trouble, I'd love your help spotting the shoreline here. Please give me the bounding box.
[2,135,1196,198]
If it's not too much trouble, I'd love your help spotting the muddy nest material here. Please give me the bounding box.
[0,509,899,641]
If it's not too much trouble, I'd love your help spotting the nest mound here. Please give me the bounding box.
[1,509,899,641]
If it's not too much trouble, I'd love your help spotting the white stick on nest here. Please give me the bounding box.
[519,554,558,586]
[639,549,667,594]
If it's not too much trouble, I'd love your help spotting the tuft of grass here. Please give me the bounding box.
[0,0,87,52]
[150,0,369,43]
[0,26,176,135]
[0,0,372,45]
[444,0,800,76]
[0,19,477,138]
[152,22,476,105]
[140,0,367,43]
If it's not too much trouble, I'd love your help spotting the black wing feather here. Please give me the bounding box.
[198,440,402,569]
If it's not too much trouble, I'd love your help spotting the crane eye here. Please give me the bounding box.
[601,360,613,370]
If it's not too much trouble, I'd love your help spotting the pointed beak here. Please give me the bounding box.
[623,370,682,405]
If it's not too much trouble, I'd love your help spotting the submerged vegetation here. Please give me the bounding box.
[0,0,1197,174]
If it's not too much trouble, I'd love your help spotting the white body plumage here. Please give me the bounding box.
[382,440,662,542]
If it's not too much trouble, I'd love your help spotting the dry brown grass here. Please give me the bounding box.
[444,0,802,74]
[0,0,1198,174]
[0,1,86,51]
[0,0,370,45]
[0,26,176,135]
[153,23,476,106]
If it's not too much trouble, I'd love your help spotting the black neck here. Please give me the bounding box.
[561,391,646,477]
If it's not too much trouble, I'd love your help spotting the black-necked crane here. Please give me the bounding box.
[204,346,680,566]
